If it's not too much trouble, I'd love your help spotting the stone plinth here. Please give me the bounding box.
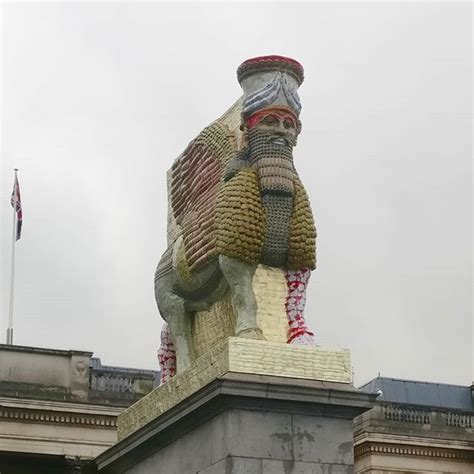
[96,372,374,473]
[117,337,352,440]
[96,339,374,473]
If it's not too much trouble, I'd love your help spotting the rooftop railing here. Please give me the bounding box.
[381,403,473,428]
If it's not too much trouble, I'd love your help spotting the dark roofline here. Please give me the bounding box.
[90,357,157,377]
[358,375,473,412]
[358,375,471,391]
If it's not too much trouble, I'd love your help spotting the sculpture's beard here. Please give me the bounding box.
[247,128,297,267]
[247,128,296,196]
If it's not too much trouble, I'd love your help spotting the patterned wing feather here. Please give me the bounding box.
[170,122,238,272]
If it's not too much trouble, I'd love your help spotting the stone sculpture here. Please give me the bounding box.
[155,56,317,380]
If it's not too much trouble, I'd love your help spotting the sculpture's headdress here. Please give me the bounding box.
[237,55,304,121]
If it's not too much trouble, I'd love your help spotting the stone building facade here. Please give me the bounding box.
[0,344,157,474]
[354,376,474,473]
[2,342,473,473]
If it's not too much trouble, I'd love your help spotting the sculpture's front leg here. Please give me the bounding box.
[219,255,264,340]
[285,268,316,346]
[155,275,195,373]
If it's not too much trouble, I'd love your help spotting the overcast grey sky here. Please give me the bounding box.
[1,2,472,386]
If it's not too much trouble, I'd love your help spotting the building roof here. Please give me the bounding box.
[90,357,157,376]
[359,376,473,412]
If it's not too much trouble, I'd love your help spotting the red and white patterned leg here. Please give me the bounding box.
[157,323,176,383]
[285,268,317,346]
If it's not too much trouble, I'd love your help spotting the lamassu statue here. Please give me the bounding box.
[155,56,317,379]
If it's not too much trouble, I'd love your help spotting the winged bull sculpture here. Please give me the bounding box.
[155,56,318,380]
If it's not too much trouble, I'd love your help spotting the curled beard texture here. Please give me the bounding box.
[215,168,266,263]
[248,128,295,195]
[287,176,316,270]
[248,128,295,267]
[214,129,316,270]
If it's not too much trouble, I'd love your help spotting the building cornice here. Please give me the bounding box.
[355,441,474,462]
[354,432,474,451]
[0,396,120,429]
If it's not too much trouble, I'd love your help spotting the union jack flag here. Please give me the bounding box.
[10,173,22,241]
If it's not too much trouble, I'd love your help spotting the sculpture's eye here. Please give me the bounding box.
[262,115,278,126]
[283,119,295,129]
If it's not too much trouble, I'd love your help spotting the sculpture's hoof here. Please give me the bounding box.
[237,328,266,341]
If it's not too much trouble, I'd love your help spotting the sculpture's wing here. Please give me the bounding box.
[170,121,238,272]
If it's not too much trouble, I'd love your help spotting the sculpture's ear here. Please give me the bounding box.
[296,119,302,135]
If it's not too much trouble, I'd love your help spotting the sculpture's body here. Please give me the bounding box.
[156,56,317,379]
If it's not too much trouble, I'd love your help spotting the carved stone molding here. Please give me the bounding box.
[355,441,474,462]
[0,406,117,429]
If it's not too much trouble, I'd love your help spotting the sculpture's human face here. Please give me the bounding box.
[246,107,298,196]
[247,108,298,148]
[254,114,297,145]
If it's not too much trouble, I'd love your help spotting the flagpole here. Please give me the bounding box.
[7,168,19,345]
